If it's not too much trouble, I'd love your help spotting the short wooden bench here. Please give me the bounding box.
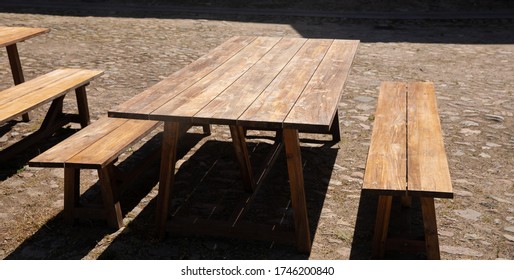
[363,81,453,259]
[0,68,103,162]
[29,117,211,228]
[29,117,161,228]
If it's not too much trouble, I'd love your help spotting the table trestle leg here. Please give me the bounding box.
[75,84,91,128]
[283,128,311,253]
[156,122,180,239]
[229,125,256,192]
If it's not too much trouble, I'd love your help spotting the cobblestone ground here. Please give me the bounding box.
[0,9,513,260]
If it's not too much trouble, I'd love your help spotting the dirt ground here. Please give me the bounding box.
[0,1,513,260]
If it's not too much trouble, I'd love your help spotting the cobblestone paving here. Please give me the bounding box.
[0,10,513,259]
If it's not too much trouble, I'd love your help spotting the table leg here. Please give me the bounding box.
[156,121,180,239]
[6,44,30,122]
[75,85,91,128]
[283,128,311,253]
[230,125,255,192]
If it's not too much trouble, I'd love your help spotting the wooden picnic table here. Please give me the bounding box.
[109,36,359,252]
[0,26,50,121]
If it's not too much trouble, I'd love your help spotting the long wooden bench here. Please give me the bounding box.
[29,116,210,228]
[0,68,103,162]
[363,81,453,259]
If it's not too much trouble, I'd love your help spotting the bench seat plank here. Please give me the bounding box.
[66,119,160,168]
[29,117,160,168]
[407,82,453,198]
[363,82,407,193]
[0,68,103,124]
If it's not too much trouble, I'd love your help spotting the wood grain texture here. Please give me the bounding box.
[109,36,257,120]
[194,37,306,124]
[0,26,49,47]
[407,82,453,198]
[66,119,160,168]
[363,82,407,193]
[29,117,128,167]
[0,68,103,124]
[237,39,333,129]
[284,40,359,130]
[283,128,311,253]
[151,37,280,122]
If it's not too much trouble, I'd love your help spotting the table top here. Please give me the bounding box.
[0,26,50,48]
[109,36,359,131]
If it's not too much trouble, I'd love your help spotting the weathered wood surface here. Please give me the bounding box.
[109,36,359,132]
[29,117,160,168]
[0,26,49,47]
[363,81,453,198]
[0,68,103,124]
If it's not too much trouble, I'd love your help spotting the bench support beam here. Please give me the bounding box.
[372,195,393,258]
[420,197,441,260]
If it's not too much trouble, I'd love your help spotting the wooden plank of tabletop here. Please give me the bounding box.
[407,82,453,198]
[284,40,359,131]
[151,37,281,122]
[363,82,407,193]
[0,27,49,47]
[194,37,306,125]
[109,36,257,120]
[237,39,333,130]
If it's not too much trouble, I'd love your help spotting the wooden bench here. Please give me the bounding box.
[0,68,103,162]
[363,81,453,259]
[29,117,161,228]
[29,117,210,228]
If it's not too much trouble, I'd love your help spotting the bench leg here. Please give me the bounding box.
[156,121,180,239]
[75,85,91,128]
[202,124,211,135]
[283,128,311,253]
[372,195,393,258]
[330,109,341,142]
[97,167,123,229]
[63,167,80,225]
[230,125,255,193]
[6,44,29,122]
[420,197,441,260]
